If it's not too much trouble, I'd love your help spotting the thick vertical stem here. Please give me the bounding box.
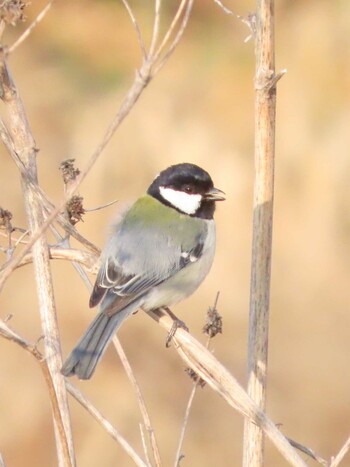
[0,56,75,466]
[243,1,276,466]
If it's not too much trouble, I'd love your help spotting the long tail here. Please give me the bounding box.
[61,304,138,380]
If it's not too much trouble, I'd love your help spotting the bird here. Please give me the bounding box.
[61,163,225,379]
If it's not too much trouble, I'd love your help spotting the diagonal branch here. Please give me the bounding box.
[0,318,72,464]
[0,319,147,467]
[7,0,56,54]
[329,435,350,467]
[113,336,162,467]
[121,0,147,60]
[148,309,307,467]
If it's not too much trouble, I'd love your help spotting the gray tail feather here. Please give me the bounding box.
[61,305,137,380]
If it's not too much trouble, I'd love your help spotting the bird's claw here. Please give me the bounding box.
[165,319,189,348]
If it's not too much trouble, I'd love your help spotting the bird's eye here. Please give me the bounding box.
[183,185,194,194]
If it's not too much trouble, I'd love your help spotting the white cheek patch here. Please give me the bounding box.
[159,187,202,215]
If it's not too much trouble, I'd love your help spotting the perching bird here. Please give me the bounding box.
[61,163,225,379]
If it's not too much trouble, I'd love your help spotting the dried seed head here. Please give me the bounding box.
[203,299,223,338]
[185,368,206,388]
[0,0,28,26]
[59,159,81,185]
[0,207,13,231]
[66,195,85,225]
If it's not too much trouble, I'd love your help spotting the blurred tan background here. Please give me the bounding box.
[1,0,350,465]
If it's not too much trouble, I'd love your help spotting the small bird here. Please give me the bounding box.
[61,163,225,379]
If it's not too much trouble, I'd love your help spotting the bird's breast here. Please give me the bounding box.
[143,220,216,311]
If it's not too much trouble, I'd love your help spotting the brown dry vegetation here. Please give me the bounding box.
[1,0,350,466]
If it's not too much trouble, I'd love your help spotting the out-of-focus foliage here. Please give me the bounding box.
[1,1,350,466]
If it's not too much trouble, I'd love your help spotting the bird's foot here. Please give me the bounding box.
[166,318,189,347]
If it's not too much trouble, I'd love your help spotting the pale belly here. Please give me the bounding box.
[142,221,216,311]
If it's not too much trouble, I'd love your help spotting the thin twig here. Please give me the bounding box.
[113,336,162,467]
[213,0,257,43]
[139,424,152,467]
[84,197,119,212]
[66,382,148,467]
[48,226,95,291]
[152,0,193,76]
[0,20,6,42]
[153,0,187,64]
[2,246,98,273]
[121,0,147,60]
[213,0,235,16]
[174,381,197,467]
[7,0,55,54]
[149,0,161,57]
[329,435,350,467]
[174,292,219,467]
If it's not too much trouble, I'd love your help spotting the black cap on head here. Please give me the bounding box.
[148,163,223,219]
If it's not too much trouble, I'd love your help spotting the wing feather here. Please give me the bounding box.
[89,196,208,316]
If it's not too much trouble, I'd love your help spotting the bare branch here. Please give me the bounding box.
[0,319,147,467]
[0,52,75,466]
[213,0,257,43]
[329,435,350,467]
[66,382,148,467]
[121,0,147,60]
[139,423,152,467]
[147,310,307,467]
[84,197,119,212]
[0,20,5,42]
[152,0,193,75]
[174,380,197,467]
[0,319,73,464]
[213,0,236,16]
[1,245,98,276]
[7,0,55,54]
[174,294,221,466]
[243,1,285,465]
[149,0,161,57]
[113,336,162,467]
[153,0,187,64]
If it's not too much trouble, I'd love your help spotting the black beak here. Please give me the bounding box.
[205,187,226,201]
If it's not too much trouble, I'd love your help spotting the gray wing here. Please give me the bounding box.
[90,218,206,316]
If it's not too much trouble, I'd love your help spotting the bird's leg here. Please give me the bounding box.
[160,306,189,347]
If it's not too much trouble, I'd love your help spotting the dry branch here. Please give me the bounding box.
[329,435,350,467]
[148,310,307,467]
[5,247,98,271]
[243,0,284,464]
[0,53,75,466]
[0,319,147,467]
[113,336,162,467]
[0,309,308,467]
[7,0,55,54]
[65,382,148,467]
